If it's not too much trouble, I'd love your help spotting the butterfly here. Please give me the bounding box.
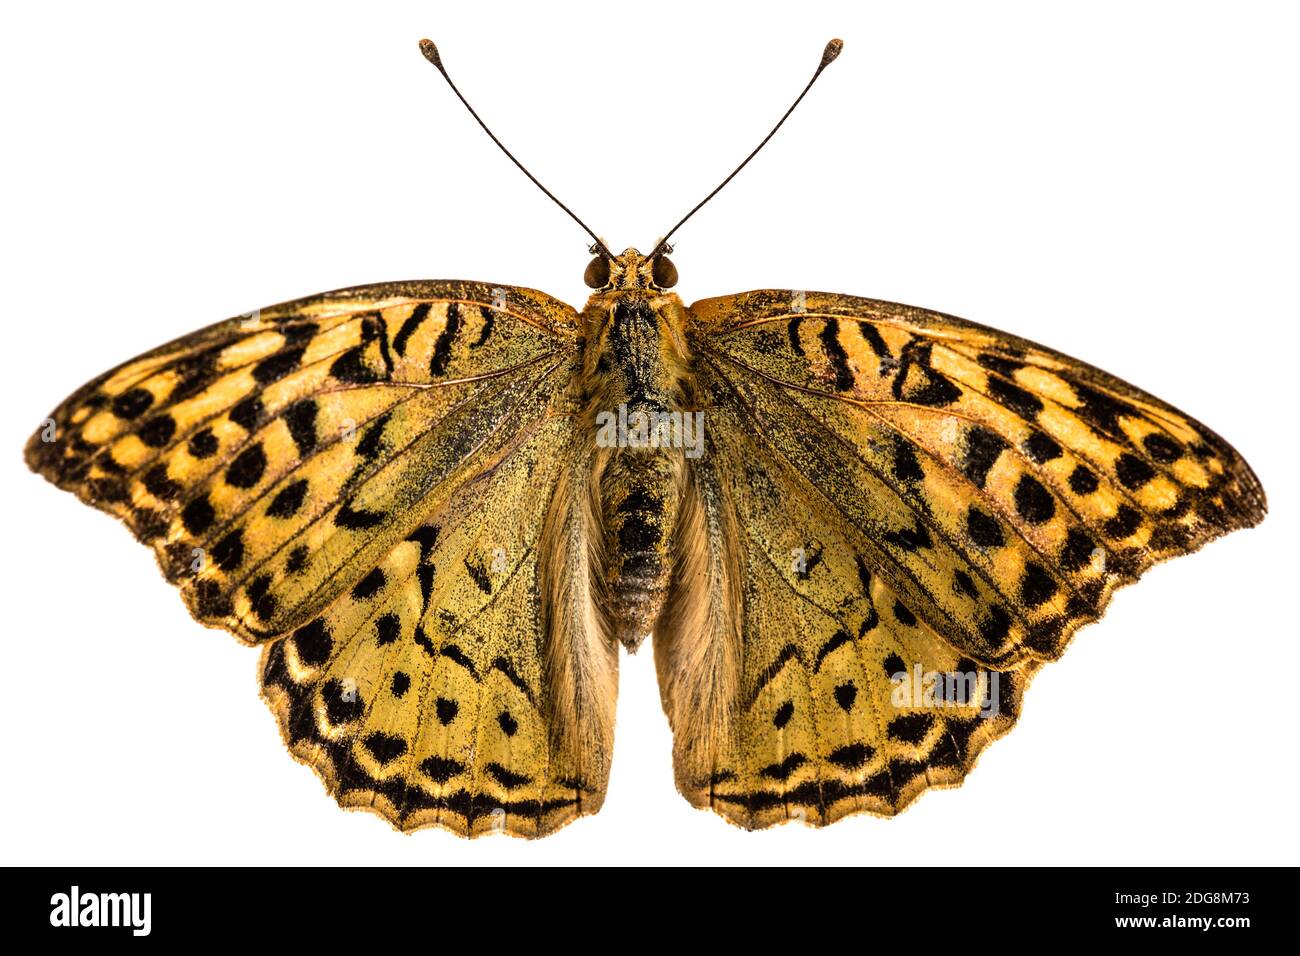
[25,39,1265,837]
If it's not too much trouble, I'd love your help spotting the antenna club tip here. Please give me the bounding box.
[821,38,844,68]
[419,39,442,69]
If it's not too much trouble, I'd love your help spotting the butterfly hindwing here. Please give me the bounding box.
[654,289,1264,828]
[659,422,1035,827]
[26,281,617,836]
[259,410,617,836]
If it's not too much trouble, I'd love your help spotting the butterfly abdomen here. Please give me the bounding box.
[597,455,683,651]
[582,293,695,651]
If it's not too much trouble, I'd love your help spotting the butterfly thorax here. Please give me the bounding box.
[580,283,695,652]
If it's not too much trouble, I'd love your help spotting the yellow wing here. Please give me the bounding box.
[656,288,1265,829]
[25,280,616,837]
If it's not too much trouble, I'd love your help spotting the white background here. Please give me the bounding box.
[2,1,1296,866]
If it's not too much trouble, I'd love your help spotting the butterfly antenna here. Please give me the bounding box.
[647,39,844,260]
[419,39,615,259]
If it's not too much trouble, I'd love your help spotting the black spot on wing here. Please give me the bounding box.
[170,346,224,402]
[417,565,435,609]
[787,316,805,357]
[363,732,407,765]
[892,437,924,483]
[406,524,441,561]
[182,495,215,535]
[355,413,391,462]
[986,375,1042,420]
[1023,431,1062,464]
[887,713,934,745]
[142,463,180,501]
[979,606,1012,647]
[430,303,461,377]
[1104,504,1142,539]
[853,554,872,593]
[420,756,465,784]
[225,443,266,489]
[440,645,478,680]
[252,345,306,385]
[1143,433,1184,462]
[229,396,264,431]
[893,601,917,627]
[893,341,961,406]
[336,499,385,530]
[1068,464,1099,495]
[834,682,858,711]
[472,305,495,348]
[88,476,128,504]
[212,529,244,572]
[1059,528,1098,573]
[132,506,168,541]
[246,573,276,620]
[283,399,318,457]
[365,313,395,376]
[773,701,795,728]
[883,520,932,553]
[267,478,308,518]
[1014,474,1055,524]
[330,347,378,384]
[193,578,231,617]
[112,388,153,419]
[1115,453,1156,489]
[486,763,532,789]
[792,540,821,580]
[435,697,459,725]
[858,321,891,360]
[954,569,978,597]
[138,414,177,448]
[819,320,855,391]
[828,743,873,770]
[293,618,332,666]
[393,303,430,358]
[1020,562,1057,607]
[188,428,219,458]
[760,754,807,781]
[966,507,1004,548]
[464,558,492,595]
[977,353,1024,378]
[1071,382,1137,437]
[961,427,1008,488]
[375,613,401,646]
[322,678,363,725]
[280,321,319,346]
[351,567,387,600]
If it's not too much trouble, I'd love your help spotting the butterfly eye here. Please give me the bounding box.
[652,255,678,288]
[584,256,611,288]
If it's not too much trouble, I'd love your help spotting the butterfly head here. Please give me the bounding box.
[584,246,678,292]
